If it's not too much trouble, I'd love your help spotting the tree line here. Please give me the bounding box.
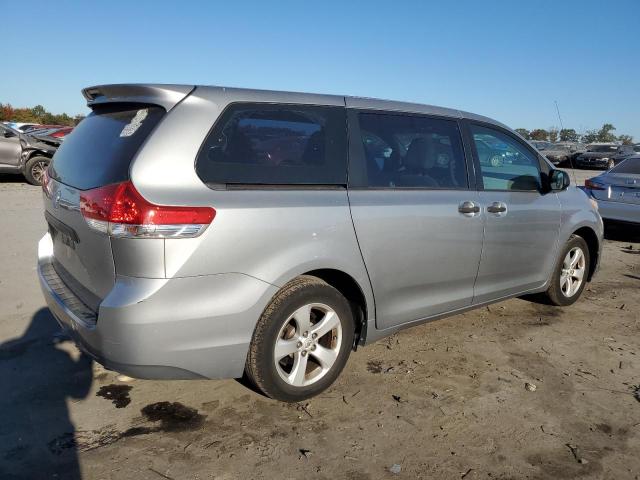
[515,124,634,145]
[0,103,84,127]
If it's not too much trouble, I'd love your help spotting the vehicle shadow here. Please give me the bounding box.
[604,220,640,243]
[0,308,92,480]
[0,173,26,184]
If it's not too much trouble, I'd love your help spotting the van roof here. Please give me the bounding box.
[82,83,511,132]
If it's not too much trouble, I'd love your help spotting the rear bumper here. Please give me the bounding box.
[37,233,278,380]
[596,200,640,224]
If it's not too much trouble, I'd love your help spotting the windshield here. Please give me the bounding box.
[611,157,640,174]
[531,141,551,150]
[588,145,618,153]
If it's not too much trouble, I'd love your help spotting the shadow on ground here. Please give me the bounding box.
[0,308,92,479]
[604,220,640,242]
[0,173,27,184]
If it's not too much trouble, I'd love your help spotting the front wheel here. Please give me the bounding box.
[541,235,590,306]
[24,156,50,186]
[245,275,355,402]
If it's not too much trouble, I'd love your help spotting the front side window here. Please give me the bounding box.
[356,113,467,189]
[196,103,347,185]
[470,124,541,191]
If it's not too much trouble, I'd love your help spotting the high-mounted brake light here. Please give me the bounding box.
[80,181,215,238]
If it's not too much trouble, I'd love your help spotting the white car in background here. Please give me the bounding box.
[585,156,640,225]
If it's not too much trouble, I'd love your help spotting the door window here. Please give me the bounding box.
[355,113,468,189]
[470,124,541,191]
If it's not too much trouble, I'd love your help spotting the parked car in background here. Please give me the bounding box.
[530,140,552,151]
[609,144,640,167]
[38,83,603,402]
[19,129,62,185]
[585,156,640,225]
[0,124,23,175]
[4,122,40,132]
[575,144,620,169]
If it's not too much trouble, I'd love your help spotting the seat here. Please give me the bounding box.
[396,137,438,187]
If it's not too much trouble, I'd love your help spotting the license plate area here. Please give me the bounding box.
[45,211,79,250]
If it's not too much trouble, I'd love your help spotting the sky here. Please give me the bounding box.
[3,0,639,138]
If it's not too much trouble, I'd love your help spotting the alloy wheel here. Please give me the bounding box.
[560,247,586,297]
[31,161,48,185]
[274,303,342,387]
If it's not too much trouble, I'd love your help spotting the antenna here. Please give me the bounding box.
[554,100,577,186]
[554,100,565,131]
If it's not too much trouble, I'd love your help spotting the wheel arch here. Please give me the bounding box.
[572,226,599,281]
[301,268,370,348]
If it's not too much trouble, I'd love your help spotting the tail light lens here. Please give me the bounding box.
[80,181,215,238]
[585,179,606,190]
[41,167,52,197]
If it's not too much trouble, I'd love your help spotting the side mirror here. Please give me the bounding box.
[549,169,570,191]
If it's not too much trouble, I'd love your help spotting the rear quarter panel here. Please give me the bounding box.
[129,87,375,330]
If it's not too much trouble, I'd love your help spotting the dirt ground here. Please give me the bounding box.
[0,172,639,480]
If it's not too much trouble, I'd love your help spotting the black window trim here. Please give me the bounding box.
[346,107,475,191]
[194,101,349,190]
[463,119,552,194]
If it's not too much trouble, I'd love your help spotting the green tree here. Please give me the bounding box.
[530,129,549,141]
[31,104,46,121]
[559,128,579,142]
[548,127,559,143]
[581,129,598,144]
[596,123,616,143]
[617,134,634,145]
[515,128,530,139]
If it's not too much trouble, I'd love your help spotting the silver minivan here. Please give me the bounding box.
[38,84,603,402]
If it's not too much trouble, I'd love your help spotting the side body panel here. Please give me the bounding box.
[473,190,561,302]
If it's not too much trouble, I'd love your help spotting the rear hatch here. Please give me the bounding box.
[44,86,191,310]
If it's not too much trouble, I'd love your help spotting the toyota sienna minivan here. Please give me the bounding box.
[38,84,603,402]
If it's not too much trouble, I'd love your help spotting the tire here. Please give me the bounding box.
[24,156,50,186]
[541,235,590,306]
[245,275,355,402]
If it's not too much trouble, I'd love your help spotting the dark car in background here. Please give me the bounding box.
[576,144,623,170]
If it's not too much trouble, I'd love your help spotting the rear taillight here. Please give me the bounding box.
[80,181,215,238]
[41,168,52,197]
[584,179,606,190]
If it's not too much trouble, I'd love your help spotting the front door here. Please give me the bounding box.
[467,122,561,303]
[346,108,484,330]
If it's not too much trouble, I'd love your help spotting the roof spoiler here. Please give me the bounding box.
[82,84,195,111]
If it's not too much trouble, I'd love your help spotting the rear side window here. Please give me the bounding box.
[355,112,468,189]
[196,103,347,185]
[49,104,165,190]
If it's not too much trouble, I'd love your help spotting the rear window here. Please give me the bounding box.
[611,157,640,174]
[49,104,165,190]
[195,103,347,186]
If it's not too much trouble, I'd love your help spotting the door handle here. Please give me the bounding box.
[487,202,507,214]
[458,201,480,216]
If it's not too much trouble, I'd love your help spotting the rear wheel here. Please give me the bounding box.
[245,275,355,402]
[541,235,590,306]
[24,156,50,186]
